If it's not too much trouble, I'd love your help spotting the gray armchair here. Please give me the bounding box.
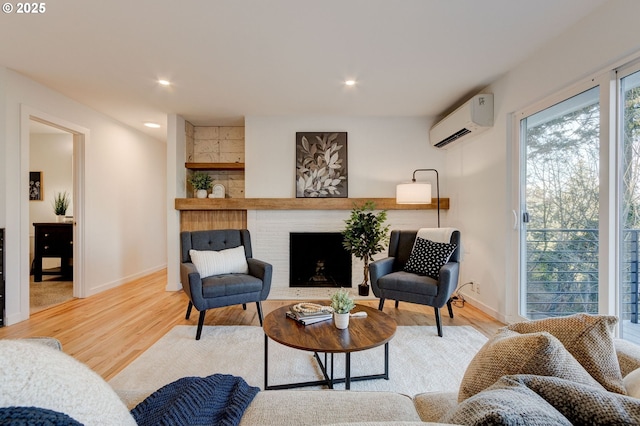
[369,229,460,337]
[180,229,272,340]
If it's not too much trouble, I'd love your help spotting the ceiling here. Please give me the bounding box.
[1,0,609,141]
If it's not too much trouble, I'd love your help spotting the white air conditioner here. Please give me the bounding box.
[429,94,494,149]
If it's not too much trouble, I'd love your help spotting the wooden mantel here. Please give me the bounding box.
[175,197,449,211]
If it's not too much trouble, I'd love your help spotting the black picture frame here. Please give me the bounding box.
[296,132,348,198]
[29,171,43,201]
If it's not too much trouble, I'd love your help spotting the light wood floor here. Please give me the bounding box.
[0,269,504,381]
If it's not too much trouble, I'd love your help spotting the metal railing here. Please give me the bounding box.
[525,228,639,321]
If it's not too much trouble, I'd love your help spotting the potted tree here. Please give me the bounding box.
[342,201,390,296]
[189,171,213,198]
[52,191,70,222]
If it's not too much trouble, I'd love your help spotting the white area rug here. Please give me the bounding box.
[109,325,486,398]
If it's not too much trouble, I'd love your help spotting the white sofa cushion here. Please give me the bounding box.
[0,340,136,425]
[624,367,640,398]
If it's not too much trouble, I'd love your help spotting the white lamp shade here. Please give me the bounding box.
[396,182,432,204]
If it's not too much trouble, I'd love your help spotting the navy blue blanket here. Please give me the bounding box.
[0,406,83,425]
[131,374,259,426]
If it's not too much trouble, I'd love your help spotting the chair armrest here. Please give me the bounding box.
[434,261,460,307]
[370,257,395,295]
[180,262,204,306]
[247,258,273,300]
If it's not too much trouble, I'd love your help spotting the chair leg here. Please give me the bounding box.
[434,307,443,337]
[196,310,206,340]
[242,304,247,310]
[185,301,193,320]
[256,301,264,326]
[378,298,385,310]
[447,299,454,318]
[395,300,400,308]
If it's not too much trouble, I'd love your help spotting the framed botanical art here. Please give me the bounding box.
[29,171,43,201]
[296,132,348,198]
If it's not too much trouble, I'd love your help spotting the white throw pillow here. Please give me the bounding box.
[0,340,136,425]
[624,367,640,398]
[189,246,249,278]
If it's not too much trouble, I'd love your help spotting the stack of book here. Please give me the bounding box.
[286,309,333,325]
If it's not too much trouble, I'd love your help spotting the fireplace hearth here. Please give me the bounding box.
[289,232,352,287]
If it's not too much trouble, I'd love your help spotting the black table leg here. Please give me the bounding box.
[345,352,351,389]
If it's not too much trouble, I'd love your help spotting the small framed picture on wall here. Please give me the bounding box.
[29,171,43,201]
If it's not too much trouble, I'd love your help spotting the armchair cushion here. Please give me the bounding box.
[403,238,457,279]
[189,246,249,278]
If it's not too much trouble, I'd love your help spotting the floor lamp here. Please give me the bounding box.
[396,168,440,228]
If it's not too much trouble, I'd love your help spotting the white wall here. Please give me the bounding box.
[243,116,451,288]
[245,116,446,199]
[29,133,73,223]
[29,132,73,268]
[446,0,640,323]
[0,68,167,325]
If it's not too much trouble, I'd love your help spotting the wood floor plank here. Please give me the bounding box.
[0,269,504,381]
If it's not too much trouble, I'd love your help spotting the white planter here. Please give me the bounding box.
[56,215,65,223]
[333,312,350,329]
[196,189,208,198]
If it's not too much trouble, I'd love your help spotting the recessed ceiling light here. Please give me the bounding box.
[158,79,171,86]
[144,122,161,128]
[344,80,356,86]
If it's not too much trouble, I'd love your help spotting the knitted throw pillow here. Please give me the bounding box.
[507,313,625,394]
[443,376,570,426]
[404,238,457,279]
[458,328,604,402]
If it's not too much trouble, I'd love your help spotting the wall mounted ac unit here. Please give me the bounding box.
[429,94,493,149]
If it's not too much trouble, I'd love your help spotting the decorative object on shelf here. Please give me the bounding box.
[296,132,348,198]
[330,288,355,329]
[52,191,70,222]
[396,168,441,227]
[342,201,390,296]
[29,171,43,201]
[209,183,225,199]
[188,171,213,198]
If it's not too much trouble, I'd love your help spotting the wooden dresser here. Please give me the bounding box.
[33,223,73,282]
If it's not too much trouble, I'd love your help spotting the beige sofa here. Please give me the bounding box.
[2,315,640,425]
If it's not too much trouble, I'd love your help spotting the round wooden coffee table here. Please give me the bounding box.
[263,302,397,390]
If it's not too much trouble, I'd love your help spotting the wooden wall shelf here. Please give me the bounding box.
[175,197,449,211]
[185,162,245,171]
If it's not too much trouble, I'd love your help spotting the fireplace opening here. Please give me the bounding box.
[289,232,352,287]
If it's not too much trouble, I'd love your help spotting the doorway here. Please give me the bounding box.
[29,120,75,313]
[21,107,86,320]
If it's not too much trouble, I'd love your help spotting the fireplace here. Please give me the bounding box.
[289,232,352,287]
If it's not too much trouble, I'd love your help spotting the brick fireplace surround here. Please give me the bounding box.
[175,197,446,293]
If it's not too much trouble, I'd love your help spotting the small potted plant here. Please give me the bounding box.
[331,288,355,329]
[342,201,390,296]
[189,171,213,198]
[52,191,70,222]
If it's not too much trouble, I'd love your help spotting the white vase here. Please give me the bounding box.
[196,189,208,198]
[56,215,65,223]
[334,312,350,329]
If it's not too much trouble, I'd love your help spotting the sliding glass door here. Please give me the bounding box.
[519,87,601,319]
[619,67,640,341]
